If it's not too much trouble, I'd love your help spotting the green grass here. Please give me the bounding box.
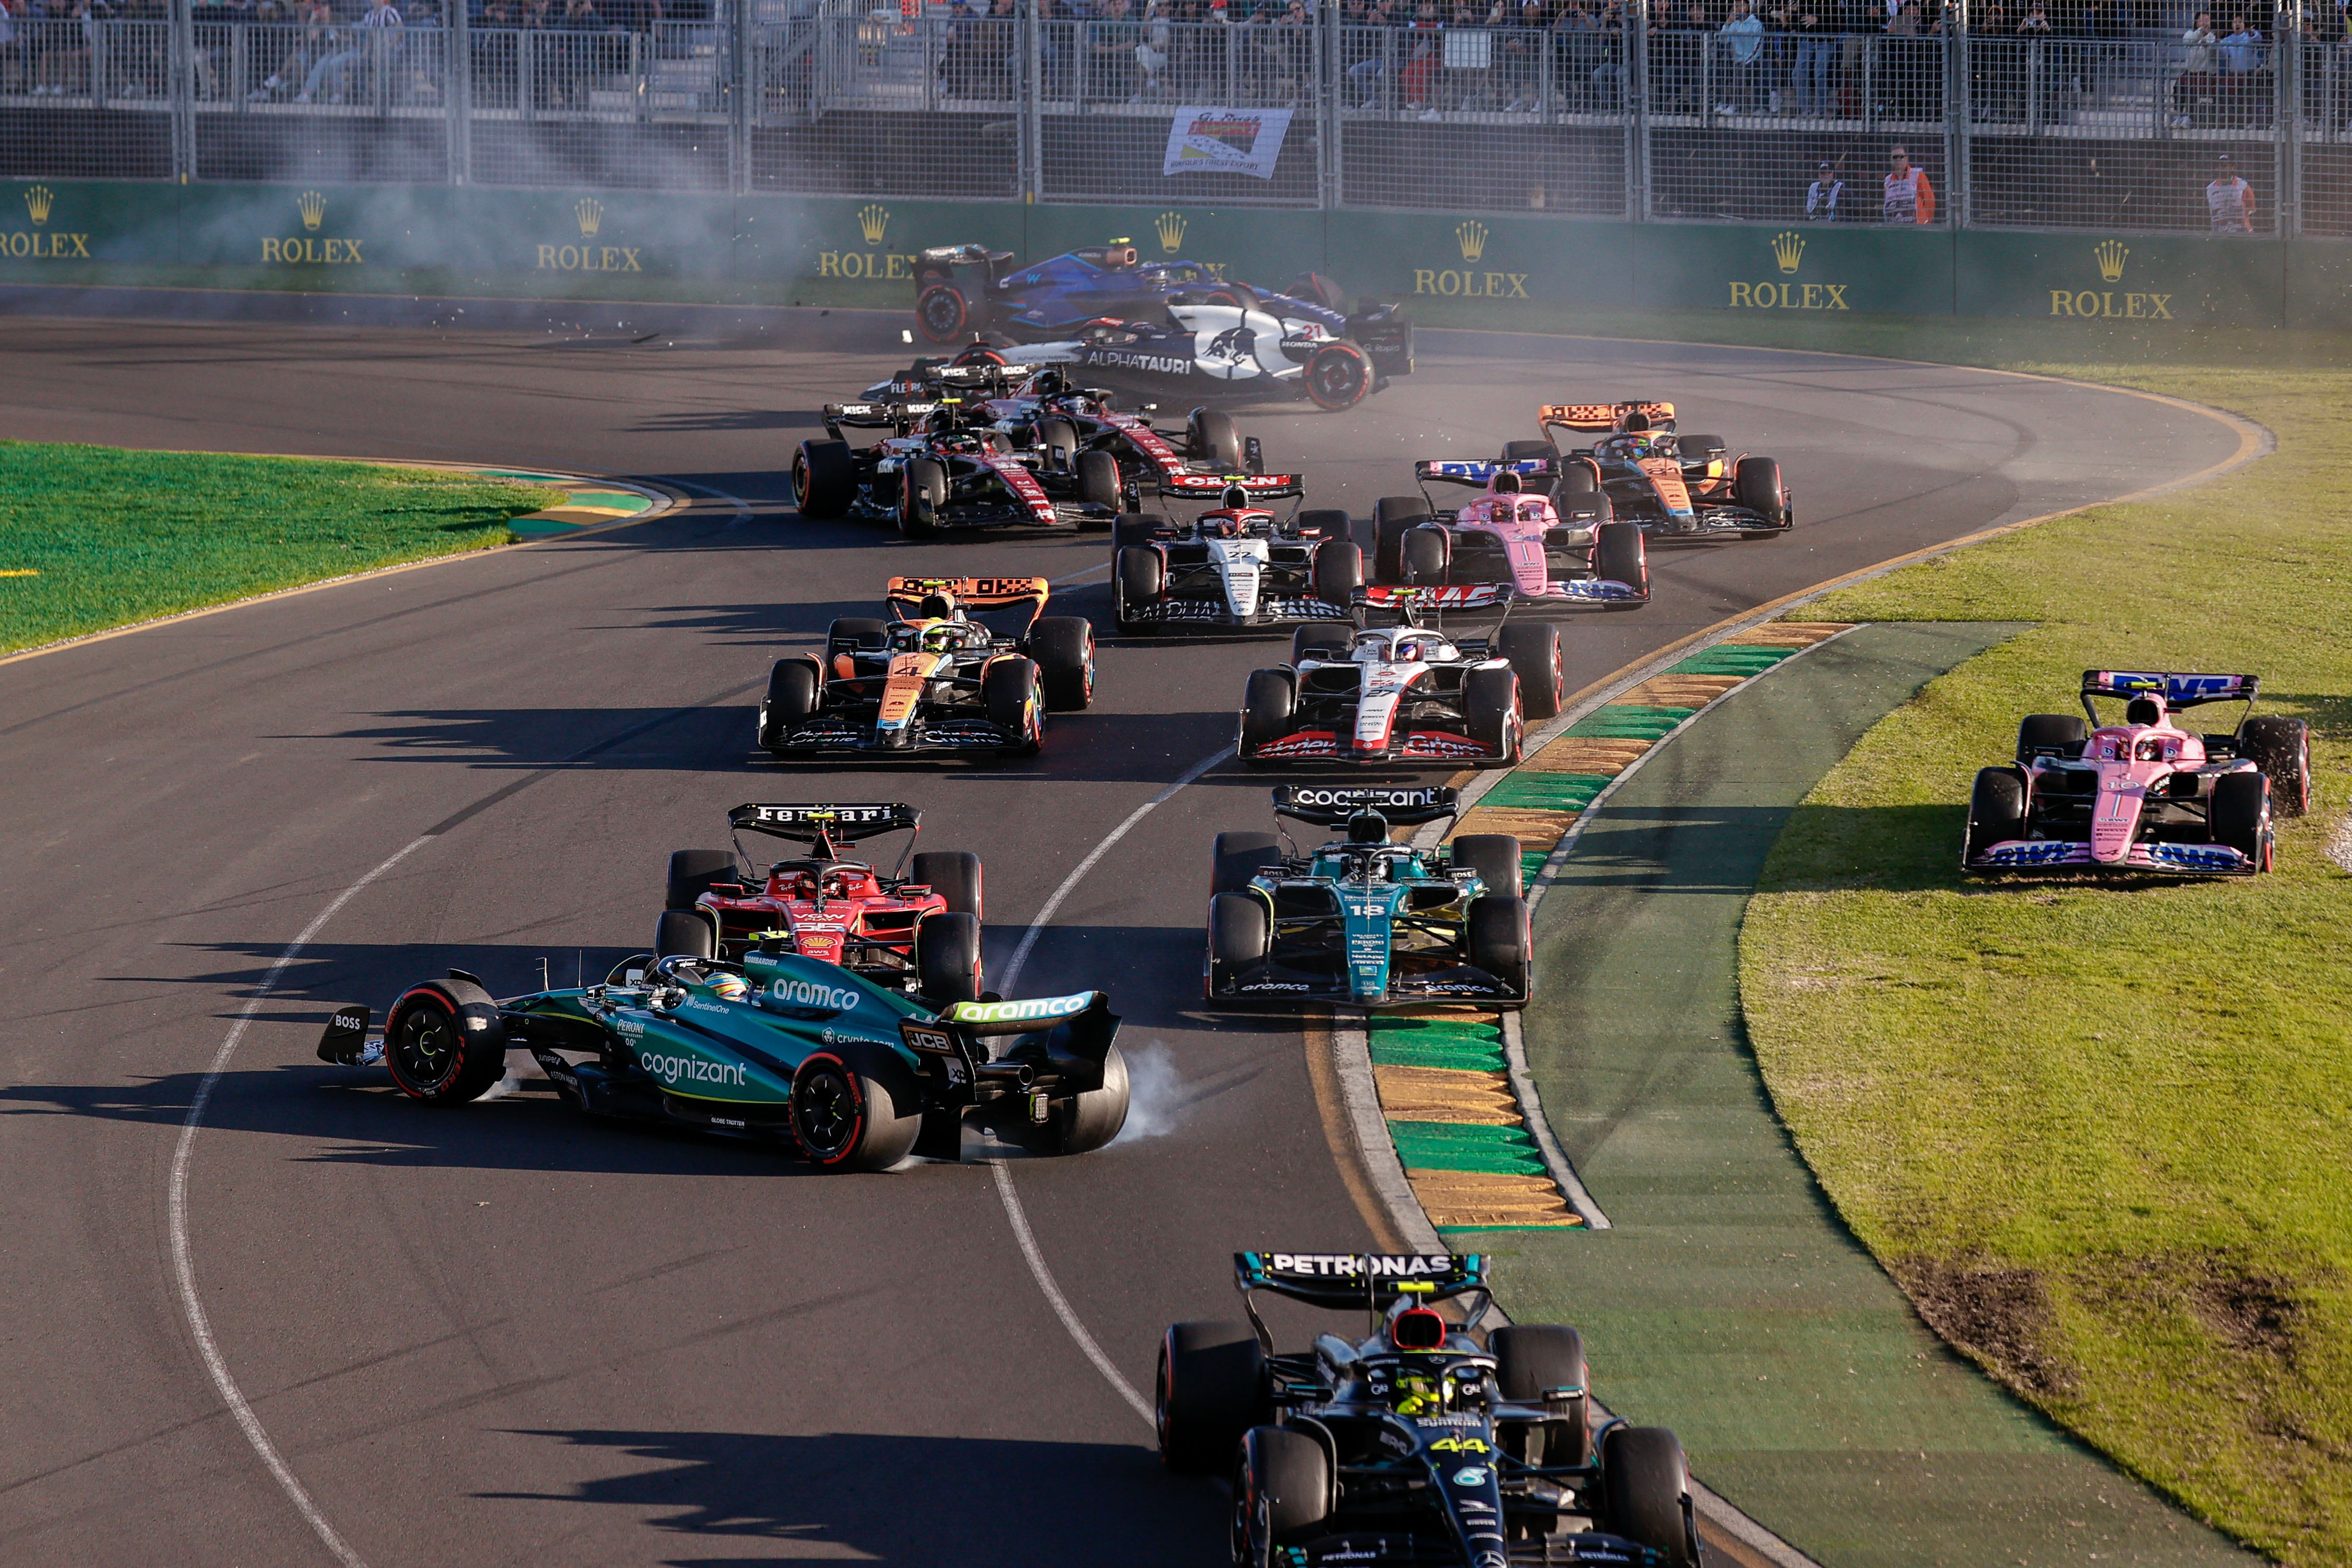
[1737,352,2352,1564]
[0,442,565,656]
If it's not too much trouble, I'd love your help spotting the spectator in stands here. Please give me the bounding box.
[300,0,402,103]
[0,0,21,97]
[1400,23,1437,113]
[1882,142,1934,219]
[1589,0,1623,106]
[1972,0,2016,119]
[2207,149,2257,230]
[1090,0,1138,99]
[1500,0,1543,110]
[2173,8,2214,124]
[1881,0,1920,117]
[1718,0,1763,112]
[1345,0,1392,104]
[1134,0,1168,97]
[37,0,99,97]
[2218,11,2263,123]
[1806,157,1844,216]
[1792,2,1832,114]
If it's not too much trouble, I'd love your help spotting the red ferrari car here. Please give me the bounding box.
[656,803,986,1001]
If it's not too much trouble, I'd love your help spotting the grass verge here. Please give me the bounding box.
[1732,341,2352,1564]
[0,442,566,656]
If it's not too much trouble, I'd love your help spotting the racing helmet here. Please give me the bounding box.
[1201,514,1245,538]
[1346,809,1391,844]
[1394,635,1432,663]
[708,972,750,1002]
[2126,696,2164,726]
[920,623,961,654]
[919,590,959,621]
[1220,484,1251,510]
[1491,469,1524,494]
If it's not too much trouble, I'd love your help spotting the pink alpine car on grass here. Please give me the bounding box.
[1368,464,1649,609]
[1964,671,2310,877]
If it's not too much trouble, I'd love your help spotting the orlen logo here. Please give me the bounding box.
[770,978,863,1012]
[638,1051,747,1087]
[948,994,1092,1024]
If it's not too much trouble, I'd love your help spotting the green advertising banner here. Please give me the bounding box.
[4,177,2348,332]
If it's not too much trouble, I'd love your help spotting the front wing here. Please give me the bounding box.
[1245,727,1506,765]
[769,711,1031,756]
[1208,949,1526,1007]
[1630,501,1787,542]
[1965,837,2260,877]
[1128,593,1351,628]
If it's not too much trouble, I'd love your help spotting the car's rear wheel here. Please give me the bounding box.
[1303,342,1371,410]
[1115,545,1164,632]
[790,1045,923,1171]
[1291,624,1350,665]
[1114,511,1166,550]
[383,978,508,1105]
[1188,408,1244,471]
[665,848,737,910]
[1296,507,1350,543]
[1240,669,1296,759]
[2211,770,2271,867]
[1157,1320,1265,1473]
[915,283,969,344]
[1494,621,1562,720]
[1311,538,1363,608]
[1678,433,1727,470]
[982,659,1043,752]
[1209,892,1270,968]
[1074,448,1122,511]
[2015,713,2088,763]
[1603,1427,1699,1567]
[792,439,855,519]
[1038,1043,1128,1156]
[910,851,984,918]
[1235,1426,1332,1560]
[759,658,822,752]
[1450,832,1525,901]
[915,911,983,1002]
[1037,416,1079,470]
[1965,765,2028,865]
[1593,520,1647,603]
[2241,715,2311,816]
[1403,524,1450,586]
[1494,1323,1591,1467]
[1212,831,1284,895]
[1027,615,1095,711]
[898,457,948,538]
[1371,494,1429,583]
[1467,893,1531,996]
[654,907,718,961]
[827,616,889,656]
[1464,666,1520,763]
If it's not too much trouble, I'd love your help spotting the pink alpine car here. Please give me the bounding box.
[1369,464,1649,608]
[1964,671,2310,877]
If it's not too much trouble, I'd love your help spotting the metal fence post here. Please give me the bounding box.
[1628,0,1648,220]
[730,0,753,195]
[2278,0,2301,235]
[169,0,196,180]
[1318,0,1338,209]
[1023,0,1044,200]
[448,0,471,184]
[1950,0,1969,226]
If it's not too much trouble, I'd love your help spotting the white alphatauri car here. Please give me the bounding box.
[1237,586,1565,768]
[1112,478,1363,633]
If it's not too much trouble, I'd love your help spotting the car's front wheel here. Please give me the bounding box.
[384,977,508,1105]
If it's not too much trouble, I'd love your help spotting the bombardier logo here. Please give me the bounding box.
[638,1051,748,1088]
[769,978,863,1012]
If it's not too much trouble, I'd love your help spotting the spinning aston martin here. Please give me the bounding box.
[1963,670,2311,877]
[315,956,1129,1170]
[1205,786,1532,1008]
[1157,1252,1700,1568]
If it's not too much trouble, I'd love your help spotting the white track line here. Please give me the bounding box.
[990,743,1229,1430]
[169,836,431,1568]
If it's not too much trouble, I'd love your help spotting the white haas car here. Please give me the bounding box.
[1113,476,1362,633]
[1239,585,1564,768]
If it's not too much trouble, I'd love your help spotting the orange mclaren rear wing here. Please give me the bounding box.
[1538,400,1676,434]
[884,576,1051,629]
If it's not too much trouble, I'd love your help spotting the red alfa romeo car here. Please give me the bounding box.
[655,803,987,1002]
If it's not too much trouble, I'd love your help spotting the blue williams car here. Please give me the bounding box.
[913,239,1412,410]
[1204,785,1531,1008]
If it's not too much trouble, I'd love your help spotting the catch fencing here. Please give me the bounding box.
[3,0,2349,233]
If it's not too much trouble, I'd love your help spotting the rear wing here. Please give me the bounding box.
[904,991,1123,1089]
[1538,400,1675,434]
[728,803,920,844]
[1355,583,1515,618]
[824,399,939,431]
[1414,457,1554,488]
[2082,671,2259,707]
[885,576,1050,618]
[1234,1251,1487,1310]
[1273,784,1460,828]
[1160,471,1305,502]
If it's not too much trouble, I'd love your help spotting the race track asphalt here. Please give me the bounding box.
[0,305,2247,1567]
